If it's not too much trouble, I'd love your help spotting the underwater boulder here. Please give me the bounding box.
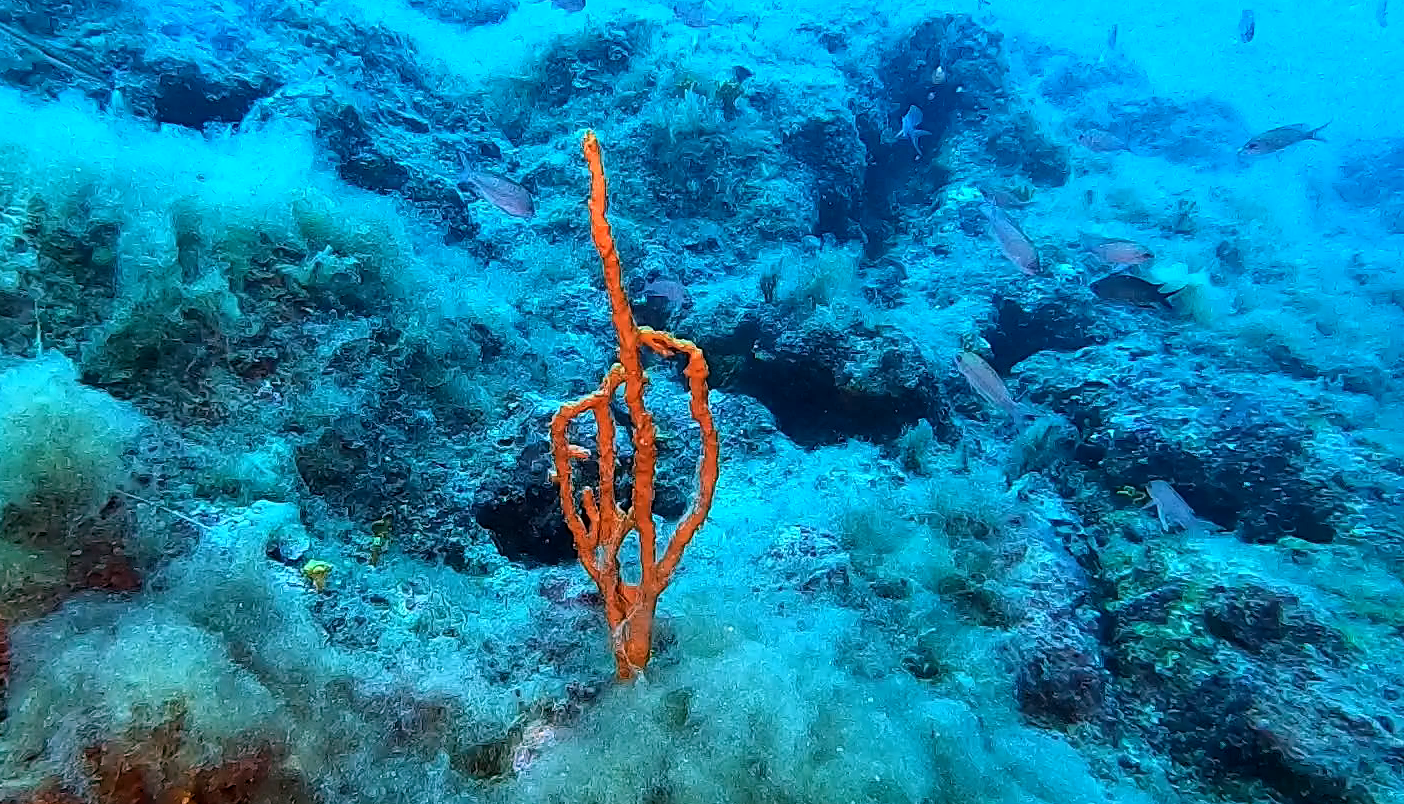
[1016,636,1109,727]
[1000,503,1112,728]
[406,0,518,27]
[472,380,712,567]
[1159,670,1369,804]
[783,114,867,242]
[1097,491,1399,804]
[875,14,1009,140]
[983,295,1111,373]
[1037,54,1249,170]
[984,112,1072,187]
[690,300,954,447]
[1336,137,1404,233]
[1202,582,1347,658]
[474,479,575,567]
[1019,345,1347,545]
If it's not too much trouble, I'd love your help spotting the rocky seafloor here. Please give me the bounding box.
[0,1,1402,803]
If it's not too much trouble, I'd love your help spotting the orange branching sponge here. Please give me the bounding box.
[550,130,720,681]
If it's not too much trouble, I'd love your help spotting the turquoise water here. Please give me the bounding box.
[0,1,1401,802]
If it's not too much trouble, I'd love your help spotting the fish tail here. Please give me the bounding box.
[1158,284,1186,310]
[1309,121,1332,141]
[1013,402,1038,424]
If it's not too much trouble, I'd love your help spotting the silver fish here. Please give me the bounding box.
[1098,23,1119,63]
[457,158,536,219]
[900,106,932,160]
[980,202,1039,275]
[1240,122,1329,156]
[1238,9,1255,43]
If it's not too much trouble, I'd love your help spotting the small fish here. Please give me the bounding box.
[108,87,131,117]
[1378,0,1389,27]
[1091,274,1179,308]
[1081,235,1154,265]
[1143,480,1217,533]
[510,719,557,773]
[975,182,1031,209]
[980,202,1039,275]
[1101,23,1118,59]
[458,163,535,219]
[1237,9,1255,43]
[1239,122,1329,156]
[900,106,933,160]
[1077,130,1130,153]
[955,352,1024,419]
[551,0,586,10]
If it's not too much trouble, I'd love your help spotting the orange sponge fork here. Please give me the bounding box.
[549,131,720,680]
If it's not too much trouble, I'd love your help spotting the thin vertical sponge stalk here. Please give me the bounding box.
[549,130,720,681]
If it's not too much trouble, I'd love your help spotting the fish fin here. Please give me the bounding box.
[914,128,933,141]
[455,171,481,201]
[1309,121,1331,141]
